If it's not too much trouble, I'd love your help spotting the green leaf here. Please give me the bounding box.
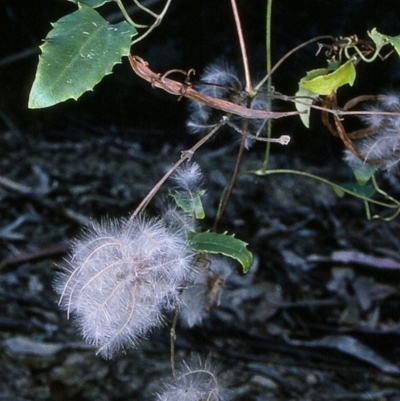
[333,186,345,198]
[29,4,137,109]
[384,34,400,56]
[171,190,206,220]
[296,63,337,127]
[341,181,376,198]
[295,85,319,128]
[190,231,253,273]
[68,0,112,7]
[368,28,390,53]
[300,59,356,95]
[349,162,381,185]
[369,28,400,56]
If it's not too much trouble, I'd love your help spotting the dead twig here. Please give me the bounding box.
[128,55,301,120]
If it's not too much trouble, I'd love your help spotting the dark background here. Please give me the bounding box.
[2,0,400,157]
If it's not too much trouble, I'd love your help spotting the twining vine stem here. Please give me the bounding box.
[262,0,274,171]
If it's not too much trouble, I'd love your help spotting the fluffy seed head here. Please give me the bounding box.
[171,161,203,193]
[156,355,229,401]
[186,60,271,144]
[54,217,193,358]
[345,93,400,172]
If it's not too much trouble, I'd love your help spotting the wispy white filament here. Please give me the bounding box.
[156,355,229,401]
[54,217,193,358]
[344,93,400,172]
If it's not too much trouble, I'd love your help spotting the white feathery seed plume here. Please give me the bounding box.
[156,354,229,401]
[180,256,233,328]
[186,60,270,144]
[344,93,400,172]
[54,217,194,358]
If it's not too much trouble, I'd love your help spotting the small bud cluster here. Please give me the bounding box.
[344,94,400,172]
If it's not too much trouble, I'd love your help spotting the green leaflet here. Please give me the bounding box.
[190,231,253,273]
[350,162,381,185]
[28,4,137,108]
[296,62,338,127]
[333,162,379,198]
[334,181,376,199]
[369,28,400,56]
[300,59,356,96]
[382,34,400,56]
[295,85,320,129]
[171,190,206,220]
[68,0,111,7]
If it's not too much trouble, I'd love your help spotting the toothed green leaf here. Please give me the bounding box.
[190,231,253,273]
[29,4,137,108]
[300,59,356,95]
[369,28,400,56]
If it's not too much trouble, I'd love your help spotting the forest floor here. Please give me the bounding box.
[1,125,400,401]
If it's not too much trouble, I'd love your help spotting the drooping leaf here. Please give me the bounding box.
[300,59,356,95]
[296,63,338,127]
[171,190,206,220]
[333,186,345,198]
[349,162,381,185]
[190,231,253,273]
[68,0,112,8]
[295,85,319,128]
[29,4,137,109]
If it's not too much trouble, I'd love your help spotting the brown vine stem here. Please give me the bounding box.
[129,56,300,120]
[230,0,253,95]
[213,0,253,229]
[170,305,180,384]
[213,117,249,231]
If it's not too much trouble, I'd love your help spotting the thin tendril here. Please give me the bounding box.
[131,0,173,45]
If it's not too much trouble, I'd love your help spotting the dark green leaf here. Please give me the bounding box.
[350,162,381,185]
[29,4,137,108]
[341,182,376,198]
[190,231,253,273]
[68,0,111,8]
